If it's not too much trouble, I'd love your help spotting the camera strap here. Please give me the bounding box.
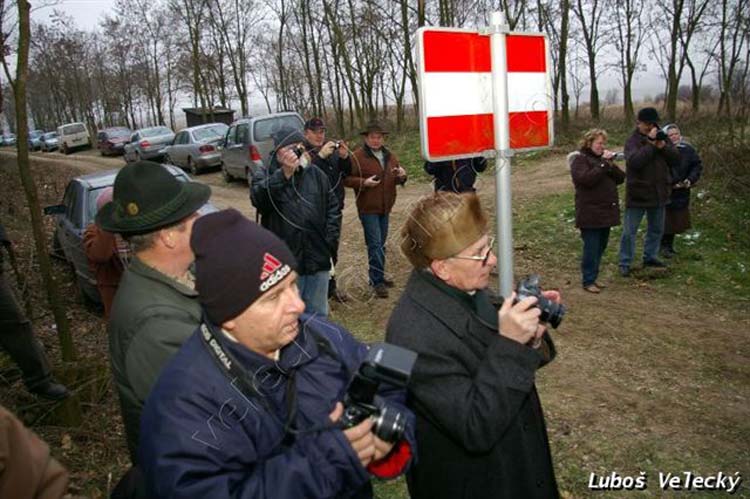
[198,318,343,446]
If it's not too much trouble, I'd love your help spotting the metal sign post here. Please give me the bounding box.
[490,11,514,297]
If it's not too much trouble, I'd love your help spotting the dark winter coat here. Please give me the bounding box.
[624,129,680,208]
[305,140,352,213]
[251,157,341,275]
[386,270,559,499]
[108,257,203,463]
[139,314,416,498]
[570,148,626,229]
[668,142,703,210]
[424,157,488,193]
[344,145,406,215]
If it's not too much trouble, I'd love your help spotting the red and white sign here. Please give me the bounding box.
[417,28,553,160]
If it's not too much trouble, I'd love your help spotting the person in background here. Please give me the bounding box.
[661,124,703,258]
[0,220,69,400]
[0,404,69,498]
[569,129,626,293]
[387,192,561,499]
[424,156,487,193]
[344,121,407,299]
[618,107,680,276]
[302,117,352,303]
[83,187,130,319]
[250,127,340,317]
[139,209,415,497]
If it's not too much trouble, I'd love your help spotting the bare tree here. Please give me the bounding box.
[610,0,646,123]
[572,0,606,120]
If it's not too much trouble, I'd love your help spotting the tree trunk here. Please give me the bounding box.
[13,0,81,425]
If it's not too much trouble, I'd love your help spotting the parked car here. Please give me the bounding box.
[220,111,304,182]
[164,123,228,175]
[40,132,59,152]
[57,122,91,154]
[44,165,216,303]
[28,129,45,150]
[2,133,17,146]
[123,126,175,163]
[96,127,132,156]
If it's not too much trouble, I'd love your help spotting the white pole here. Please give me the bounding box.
[490,11,514,297]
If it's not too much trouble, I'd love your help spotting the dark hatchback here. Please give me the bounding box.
[96,127,132,156]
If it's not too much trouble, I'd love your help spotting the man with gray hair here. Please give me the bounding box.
[96,160,211,464]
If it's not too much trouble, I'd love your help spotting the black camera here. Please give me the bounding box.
[515,274,566,328]
[650,129,668,141]
[333,141,341,149]
[293,144,306,158]
[340,342,417,443]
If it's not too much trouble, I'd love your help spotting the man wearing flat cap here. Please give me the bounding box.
[618,107,680,276]
[96,160,211,464]
[344,121,407,299]
[138,209,416,497]
[250,127,340,317]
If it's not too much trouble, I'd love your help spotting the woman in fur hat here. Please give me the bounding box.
[386,192,561,499]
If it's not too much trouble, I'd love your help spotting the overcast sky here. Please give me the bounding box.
[29,1,679,112]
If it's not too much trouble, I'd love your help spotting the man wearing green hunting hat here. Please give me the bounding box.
[97,160,211,466]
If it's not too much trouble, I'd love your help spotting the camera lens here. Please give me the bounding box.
[537,297,566,329]
[372,406,406,443]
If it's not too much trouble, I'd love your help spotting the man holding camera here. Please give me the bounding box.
[387,192,561,499]
[618,107,680,276]
[251,128,340,317]
[138,209,415,498]
[302,117,352,303]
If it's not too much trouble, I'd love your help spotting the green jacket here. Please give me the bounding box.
[108,257,202,463]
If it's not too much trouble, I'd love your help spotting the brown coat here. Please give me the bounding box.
[570,148,626,229]
[0,405,68,499]
[344,144,407,215]
[84,223,125,319]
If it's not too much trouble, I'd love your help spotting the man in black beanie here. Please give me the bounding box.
[250,127,340,317]
[618,107,680,276]
[138,209,416,498]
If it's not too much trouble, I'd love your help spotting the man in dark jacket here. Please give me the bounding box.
[387,192,560,499]
[618,107,680,276]
[344,121,407,298]
[251,127,340,317]
[302,117,352,303]
[0,221,69,400]
[139,209,415,498]
[97,161,211,464]
[424,156,487,193]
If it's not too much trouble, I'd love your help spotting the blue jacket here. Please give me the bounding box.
[139,314,416,498]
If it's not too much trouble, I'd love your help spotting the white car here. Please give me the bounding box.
[57,122,91,154]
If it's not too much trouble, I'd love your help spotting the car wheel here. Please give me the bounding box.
[164,153,173,165]
[188,157,199,175]
[221,163,232,183]
[62,143,69,155]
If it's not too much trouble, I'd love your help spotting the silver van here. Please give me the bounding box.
[220,111,304,182]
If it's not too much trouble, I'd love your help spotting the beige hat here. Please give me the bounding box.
[400,192,487,269]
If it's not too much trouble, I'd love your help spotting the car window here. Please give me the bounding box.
[193,125,226,142]
[86,187,109,224]
[110,128,131,138]
[253,115,303,142]
[142,127,172,138]
[226,126,237,146]
[62,183,80,228]
[43,133,57,140]
[63,123,86,135]
[237,124,250,144]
